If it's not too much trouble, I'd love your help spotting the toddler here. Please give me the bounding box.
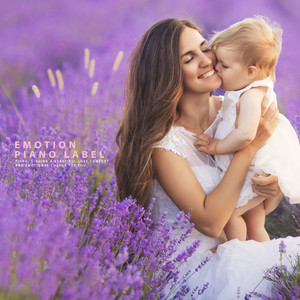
[197,16,300,242]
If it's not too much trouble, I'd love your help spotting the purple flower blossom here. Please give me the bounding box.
[0,146,202,299]
[195,256,211,272]
[251,242,300,299]
[293,285,300,297]
[198,282,209,295]
[279,240,287,254]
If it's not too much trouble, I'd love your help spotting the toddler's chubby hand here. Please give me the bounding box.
[193,133,219,154]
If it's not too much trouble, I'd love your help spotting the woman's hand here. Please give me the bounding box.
[252,173,284,215]
[246,95,279,151]
[251,173,281,198]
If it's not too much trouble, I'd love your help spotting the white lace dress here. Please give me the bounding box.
[214,77,300,207]
[151,122,300,299]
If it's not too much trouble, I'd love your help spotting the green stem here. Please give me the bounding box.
[0,79,27,130]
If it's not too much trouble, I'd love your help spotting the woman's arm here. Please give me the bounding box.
[195,87,267,155]
[152,99,278,238]
[153,145,257,237]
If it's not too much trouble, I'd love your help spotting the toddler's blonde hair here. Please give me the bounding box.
[210,16,282,80]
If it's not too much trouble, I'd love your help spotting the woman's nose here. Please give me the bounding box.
[199,52,214,68]
[215,62,221,73]
[199,52,212,68]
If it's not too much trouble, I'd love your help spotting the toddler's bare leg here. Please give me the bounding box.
[234,196,265,215]
[224,214,247,241]
[224,196,265,241]
[243,202,270,242]
[264,193,283,215]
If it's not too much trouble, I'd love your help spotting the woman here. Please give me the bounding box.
[114,18,300,298]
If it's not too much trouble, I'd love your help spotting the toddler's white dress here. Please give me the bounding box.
[214,78,300,207]
[152,121,300,299]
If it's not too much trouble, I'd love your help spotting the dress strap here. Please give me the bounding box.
[153,127,188,158]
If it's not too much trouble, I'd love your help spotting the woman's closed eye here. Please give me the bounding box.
[202,47,210,53]
[184,56,194,64]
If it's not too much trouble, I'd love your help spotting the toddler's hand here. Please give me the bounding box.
[194,134,219,154]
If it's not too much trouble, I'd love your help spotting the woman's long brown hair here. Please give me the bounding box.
[114,18,202,208]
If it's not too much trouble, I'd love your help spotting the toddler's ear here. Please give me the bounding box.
[247,66,257,79]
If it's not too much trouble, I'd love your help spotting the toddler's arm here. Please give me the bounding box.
[195,87,267,155]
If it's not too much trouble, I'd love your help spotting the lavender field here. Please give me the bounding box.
[0,0,299,299]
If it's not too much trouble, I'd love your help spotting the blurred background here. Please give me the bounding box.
[0,0,299,117]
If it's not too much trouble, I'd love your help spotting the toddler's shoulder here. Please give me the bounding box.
[240,86,268,102]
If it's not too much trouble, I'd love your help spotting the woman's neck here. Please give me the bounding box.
[175,92,216,134]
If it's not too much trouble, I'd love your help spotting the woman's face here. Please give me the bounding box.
[180,27,222,95]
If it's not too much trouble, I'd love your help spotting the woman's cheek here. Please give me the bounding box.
[183,66,195,80]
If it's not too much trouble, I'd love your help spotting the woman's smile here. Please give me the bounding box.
[198,69,216,79]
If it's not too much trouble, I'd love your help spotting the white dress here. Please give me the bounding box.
[151,122,300,299]
[214,78,300,207]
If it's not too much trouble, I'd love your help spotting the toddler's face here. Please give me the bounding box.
[214,46,252,91]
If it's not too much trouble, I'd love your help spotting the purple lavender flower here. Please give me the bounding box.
[198,282,209,295]
[251,242,300,299]
[293,285,300,297]
[279,240,287,254]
